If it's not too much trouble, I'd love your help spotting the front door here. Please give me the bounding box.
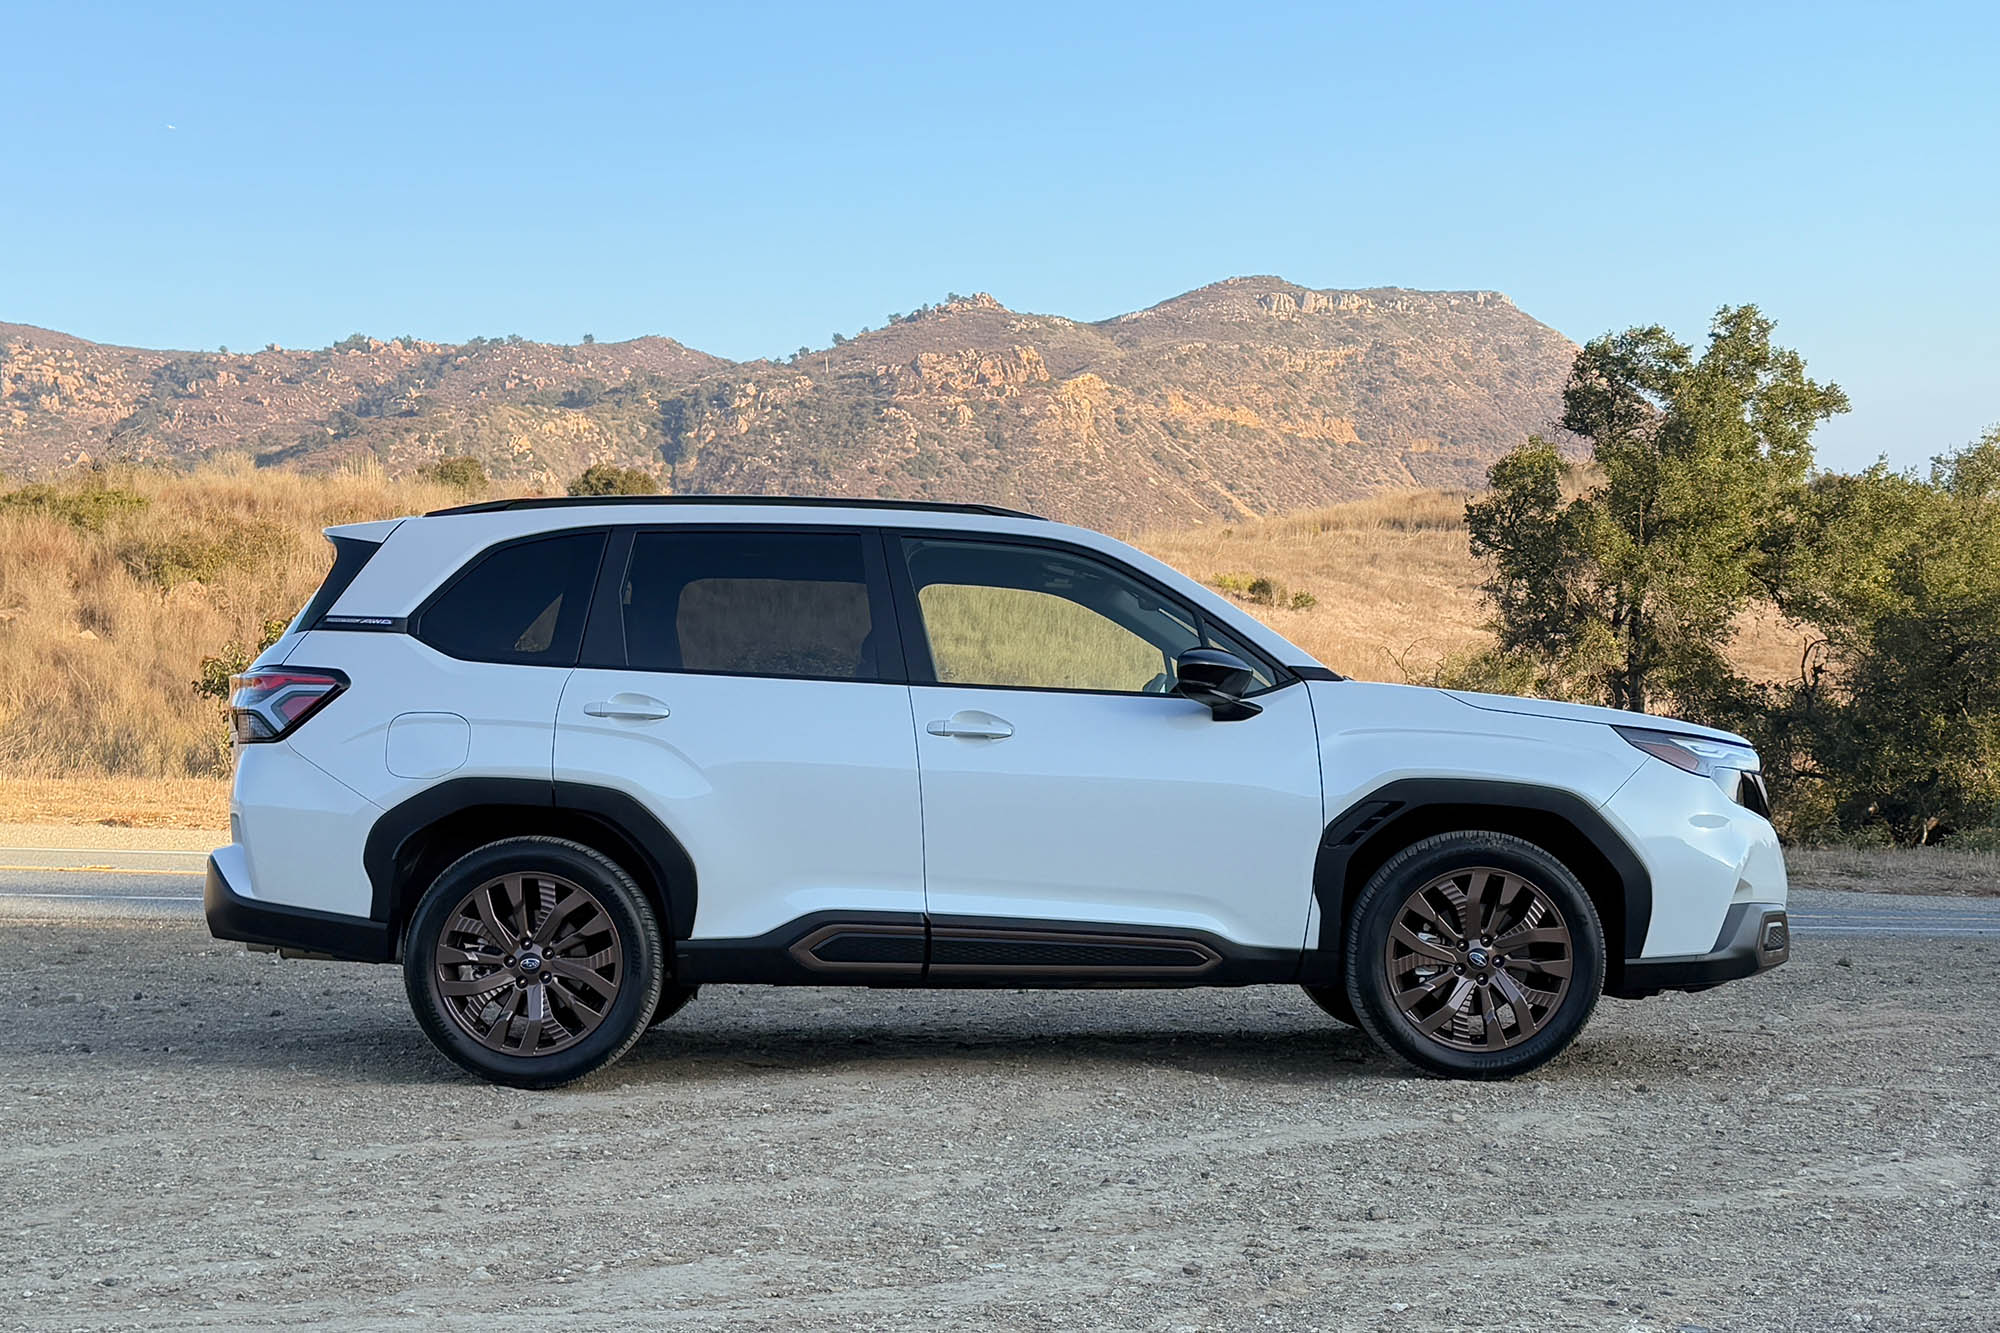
[894,535,1324,955]
[555,527,923,943]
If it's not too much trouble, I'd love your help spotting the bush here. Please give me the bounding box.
[192,618,292,701]
[418,456,488,492]
[118,519,293,591]
[0,481,149,531]
[560,378,608,409]
[568,464,658,497]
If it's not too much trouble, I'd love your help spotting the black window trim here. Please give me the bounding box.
[575,522,910,686]
[298,534,385,632]
[409,526,612,667]
[883,527,1297,701]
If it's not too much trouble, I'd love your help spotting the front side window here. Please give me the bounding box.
[622,531,885,680]
[418,530,605,664]
[902,538,1220,694]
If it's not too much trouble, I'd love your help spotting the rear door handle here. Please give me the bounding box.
[926,711,1014,740]
[583,695,671,722]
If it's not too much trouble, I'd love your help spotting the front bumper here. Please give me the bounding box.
[205,845,392,963]
[1609,902,1790,999]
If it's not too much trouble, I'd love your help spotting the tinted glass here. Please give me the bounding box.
[903,539,1203,693]
[419,531,604,664]
[623,531,882,680]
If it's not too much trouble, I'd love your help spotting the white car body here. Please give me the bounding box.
[207,497,1790,1081]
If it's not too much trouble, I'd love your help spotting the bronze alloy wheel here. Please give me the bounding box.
[433,871,624,1057]
[1385,865,1574,1052]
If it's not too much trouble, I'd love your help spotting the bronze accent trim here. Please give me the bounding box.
[788,922,927,974]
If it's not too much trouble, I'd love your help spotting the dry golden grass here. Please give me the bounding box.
[0,458,486,780]
[0,775,229,829]
[1133,493,1811,686]
[1134,490,1488,683]
[0,463,1812,835]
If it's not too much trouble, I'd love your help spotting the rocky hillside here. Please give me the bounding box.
[1,278,1575,529]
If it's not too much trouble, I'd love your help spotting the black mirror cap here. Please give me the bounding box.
[1174,648,1263,721]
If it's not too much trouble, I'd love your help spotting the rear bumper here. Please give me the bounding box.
[1609,902,1789,999]
[204,845,392,963]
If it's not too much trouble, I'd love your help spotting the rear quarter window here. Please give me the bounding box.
[416,530,606,665]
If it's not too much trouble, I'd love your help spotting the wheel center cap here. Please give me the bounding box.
[1465,947,1490,970]
[520,954,542,972]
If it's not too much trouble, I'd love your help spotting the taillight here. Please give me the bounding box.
[227,668,348,744]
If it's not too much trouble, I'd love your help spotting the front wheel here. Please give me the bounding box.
[1343,831,1605,1079]
[403,836,665,1089]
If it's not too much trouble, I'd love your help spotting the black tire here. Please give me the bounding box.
[1343,831,1605,1080]
[1300,984,1357,1026]
[403,836,664,1089]
[648,984,700,1028]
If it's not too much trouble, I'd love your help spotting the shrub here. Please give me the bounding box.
[418,456,489,492]
[0,482,149,531]
[1288,590,1318,611]
[560,378,607,409]
[568,463,658,497]
[192,617,292,701]
[118,519,293,591]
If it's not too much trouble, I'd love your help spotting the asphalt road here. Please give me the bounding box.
[2,844,1997,937]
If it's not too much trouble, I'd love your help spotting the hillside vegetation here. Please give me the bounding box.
[1,279,1575,530]
[0,463,1812,816]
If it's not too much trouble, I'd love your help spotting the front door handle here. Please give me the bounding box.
[583,694,671,722]
[926,711,1014,740]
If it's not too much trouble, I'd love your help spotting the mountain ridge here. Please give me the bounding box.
[1,278,1575,530]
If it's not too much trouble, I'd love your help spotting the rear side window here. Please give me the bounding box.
[418,531,605,664]
[621,531,886,680]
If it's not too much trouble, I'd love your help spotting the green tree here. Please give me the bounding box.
[1466,306,1849,715]
[568,463,658,497]
[1757,431,2000,844]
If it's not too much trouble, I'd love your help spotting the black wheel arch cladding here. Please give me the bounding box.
[363,777,699,944]
[1311,778,1650,982]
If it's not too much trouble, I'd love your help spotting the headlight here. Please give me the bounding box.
[1613,725,1767,813]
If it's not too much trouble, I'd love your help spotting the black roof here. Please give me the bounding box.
[425,495,1044,520]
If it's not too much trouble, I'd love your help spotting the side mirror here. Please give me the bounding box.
[1173,648,1263,721]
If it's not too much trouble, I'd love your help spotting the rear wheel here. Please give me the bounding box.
[1343,831,1604,1079]
[403,836,664,1089]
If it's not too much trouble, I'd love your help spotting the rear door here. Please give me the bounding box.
[555,526,924,942]
[893,534,1323,956]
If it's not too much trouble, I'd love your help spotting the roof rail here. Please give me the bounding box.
[424,495,1046,520]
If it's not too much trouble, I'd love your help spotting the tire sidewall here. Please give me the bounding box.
[1344,832,1606,1079]
[403,837,664,1088]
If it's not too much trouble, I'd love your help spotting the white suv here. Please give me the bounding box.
[207,497,1790,1087]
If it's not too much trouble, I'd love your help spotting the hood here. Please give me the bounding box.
[1443,690,1751,746]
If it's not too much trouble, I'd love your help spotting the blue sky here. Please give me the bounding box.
[4,1,1994,472]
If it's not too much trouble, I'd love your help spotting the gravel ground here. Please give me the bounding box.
[5,909,1998,1332]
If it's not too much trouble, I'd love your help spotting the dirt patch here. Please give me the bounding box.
[4,918,1996,1331]
[1787,843,2000,898]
